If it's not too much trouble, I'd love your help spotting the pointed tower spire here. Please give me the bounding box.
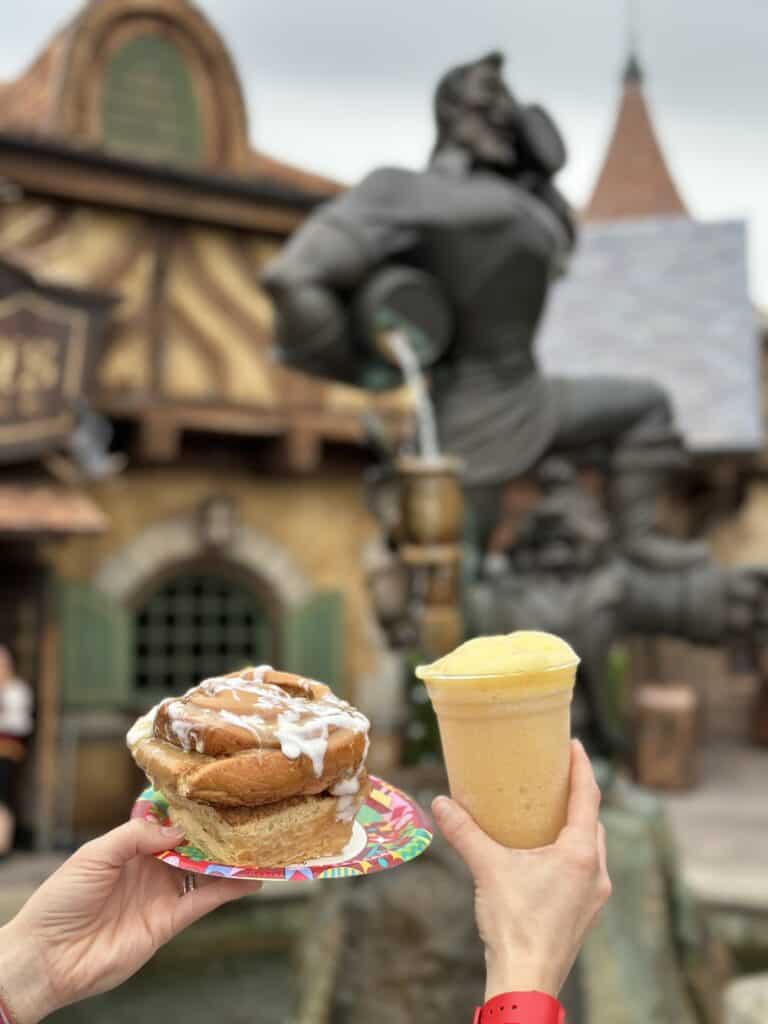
[623,0,642,83]
[584,49,688,221]
[623,50,643,84]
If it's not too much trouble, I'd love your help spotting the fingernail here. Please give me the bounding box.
[432,796,452,819]
[161,825,185,839]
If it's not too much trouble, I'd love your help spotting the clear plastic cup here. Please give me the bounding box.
[418,659,578,848]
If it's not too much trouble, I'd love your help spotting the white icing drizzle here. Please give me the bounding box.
[331,763,368,822]
[126,699,170,751]
[274,701,368,778]
[163,699,206,753]
[335,794,360,822]
[130,668,371,816]
[159,668,370,781]
[197,666,272,696]
[216,707,275,746]
[331,776,360,796]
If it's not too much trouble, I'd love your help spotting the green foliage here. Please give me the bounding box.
[605,642,631,742]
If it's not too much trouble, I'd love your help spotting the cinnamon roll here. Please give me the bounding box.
[127,666,370,866]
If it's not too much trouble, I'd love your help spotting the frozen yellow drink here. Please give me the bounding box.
[416,631,579,848]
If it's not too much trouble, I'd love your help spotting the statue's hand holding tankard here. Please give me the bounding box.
[261,215,376,383]
[261,273,354,381]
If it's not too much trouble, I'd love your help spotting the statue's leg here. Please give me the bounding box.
[463,482,505,569]
[548,375,679,455]
[547,377,706,567]
[610,418,711,569]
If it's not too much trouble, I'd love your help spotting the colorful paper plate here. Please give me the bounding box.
[130,774,433,881]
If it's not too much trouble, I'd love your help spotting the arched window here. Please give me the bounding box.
[101,34,204,165]
[134,566,276,695]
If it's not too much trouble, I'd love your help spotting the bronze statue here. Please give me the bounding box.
[262,52,702,569]
[469,459,768,756]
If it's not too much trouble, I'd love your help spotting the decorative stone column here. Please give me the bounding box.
[396,455,465,660]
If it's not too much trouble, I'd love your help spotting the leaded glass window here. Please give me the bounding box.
[134,570,274,694]
[102,34,204,165]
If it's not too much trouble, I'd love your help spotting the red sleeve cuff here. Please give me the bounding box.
[473,991,565,1024]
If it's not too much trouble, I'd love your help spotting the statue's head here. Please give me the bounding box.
[433,52,566,178]
[511,459,611,573]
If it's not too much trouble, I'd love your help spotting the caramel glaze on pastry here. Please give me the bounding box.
[129,666,370,811]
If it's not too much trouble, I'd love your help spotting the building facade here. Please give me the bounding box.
[0,0,410,848]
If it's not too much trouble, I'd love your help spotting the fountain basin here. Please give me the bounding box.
[396,455,464,546]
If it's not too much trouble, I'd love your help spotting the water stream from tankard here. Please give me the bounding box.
[385,330,440,459]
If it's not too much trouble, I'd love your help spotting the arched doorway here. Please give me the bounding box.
[56,512,344,842]
[132,559,279,698]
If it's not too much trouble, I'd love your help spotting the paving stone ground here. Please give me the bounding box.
[663,743,768,912]
[1,743,766,1023]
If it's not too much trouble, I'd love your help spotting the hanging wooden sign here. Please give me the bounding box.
[0,257,114,462]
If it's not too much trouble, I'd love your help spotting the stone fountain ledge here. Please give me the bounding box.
[662,744,768,915]
[724,973,768,1024]
[662,741,768,998]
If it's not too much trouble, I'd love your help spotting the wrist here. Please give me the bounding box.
[0,922,57,1024]
[484,950,559,1001]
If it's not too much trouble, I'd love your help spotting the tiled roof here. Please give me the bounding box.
[0,28,71,133]
[584,56,688,221]
[0,7,342,199]
[537,216,762,453]
[246,150,342,198]
[0,483,107,535]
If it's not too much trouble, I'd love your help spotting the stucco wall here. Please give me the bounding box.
[45,464,385,702]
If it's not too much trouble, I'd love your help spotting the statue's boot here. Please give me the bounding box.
[610,432,709,570]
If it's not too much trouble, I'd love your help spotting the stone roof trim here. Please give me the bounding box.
[0,130,334,210]
[246,150,343,198]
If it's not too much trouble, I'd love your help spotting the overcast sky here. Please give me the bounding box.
[2,1,767,305]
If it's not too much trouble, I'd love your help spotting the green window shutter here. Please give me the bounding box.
[58,581,134,708]
[281,590,345,696]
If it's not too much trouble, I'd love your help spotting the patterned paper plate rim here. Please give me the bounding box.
[130,774,433,881]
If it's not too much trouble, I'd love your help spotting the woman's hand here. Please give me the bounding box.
[432,739,611,1000]
[0,819,261,1023]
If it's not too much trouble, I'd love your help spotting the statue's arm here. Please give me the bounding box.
[622,562,767,651]
[623,564,725,642]
[260,217,366,382]
[262,171,419,382]
[530,179,578,268]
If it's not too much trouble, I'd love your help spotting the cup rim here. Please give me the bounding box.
[416,658,580,681]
